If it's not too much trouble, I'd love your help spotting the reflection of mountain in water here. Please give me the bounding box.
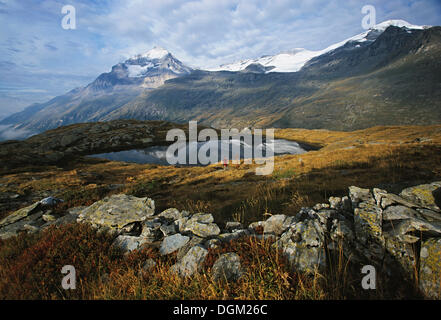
[89,139,307,166]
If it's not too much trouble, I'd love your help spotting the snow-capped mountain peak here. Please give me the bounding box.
[371,19,427,31]
[139,46,170,60]
[209,20,428,74]
[122,47,192,78]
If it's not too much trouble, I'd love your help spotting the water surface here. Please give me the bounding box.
[89,138,307,166]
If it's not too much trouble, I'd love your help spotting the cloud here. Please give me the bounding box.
[0,0,440,116]
[86,0,441,68]
[44,42,58,51]
[0,124,35,141]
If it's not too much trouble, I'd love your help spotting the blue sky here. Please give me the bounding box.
[0,0,440,118]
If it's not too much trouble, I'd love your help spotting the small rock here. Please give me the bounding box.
[141,258,157,273]
[177,236,205,260]
[191,213,214,224]
[160,223,177,237]
[160,233,190,255]
[225,221,244,232]
[211,253,243,282]
[218,229,251,242]
[263,214,295,236]
[172,245,208,277]
[182,215,220,238]
[205,238,221,249]
[113,235,146,253]
[349,186,374,208]
[158,208,189,221]
[42,213,57,222]
[39,196,64,207]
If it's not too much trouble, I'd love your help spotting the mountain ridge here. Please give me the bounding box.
[1,20,440,137]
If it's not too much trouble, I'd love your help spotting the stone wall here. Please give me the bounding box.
[1,182,440,298]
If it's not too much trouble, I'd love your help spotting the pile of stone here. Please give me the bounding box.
[0,182,440,298]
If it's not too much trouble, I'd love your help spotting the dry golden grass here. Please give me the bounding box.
[2,125,441,224]
[2,123,439,300]
[0,224,417,300]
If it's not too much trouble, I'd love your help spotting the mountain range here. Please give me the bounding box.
[1,19,441,137]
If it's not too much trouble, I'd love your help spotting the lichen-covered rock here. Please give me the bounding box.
[158,208,189,221]
[328,196,351,212]
[349,186,374,208]
[176,236,204,260]
[384,236,418,280]
[160,223,177,237]
[182,214,220,238]
[354,201,382,244]
[263,214,295,236]
[218,229,251,242]
[382,205,421,221]
[400,182,441,212]
[416,208,441,223]
[191,213,214,224]
[77,194,155,232]
[172,245,208,277]
[419,239,441,299]
[160,233,190,255]
[0,204,45,239]
[373,188,417,209]
[316,209,337,225]
[275,219,326,274]
[211,253,243,282]
[141,219,162,241]
[42,213,57,222]
[0,202,41,228]
[112,235,147,253]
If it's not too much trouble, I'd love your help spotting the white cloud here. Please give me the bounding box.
[0,0,440,116]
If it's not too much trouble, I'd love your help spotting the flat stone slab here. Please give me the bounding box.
[77,194,155,231]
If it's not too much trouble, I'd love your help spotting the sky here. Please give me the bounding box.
[0,0,440,118]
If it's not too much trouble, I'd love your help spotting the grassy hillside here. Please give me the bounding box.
[1,124,440,299]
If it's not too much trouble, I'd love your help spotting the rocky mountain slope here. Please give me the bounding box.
[0,120,191,170]
[0,48,192,133]
[2,21,441,134]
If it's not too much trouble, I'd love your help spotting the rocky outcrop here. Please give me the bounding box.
[0,120,192,170]
[1,181,440,298]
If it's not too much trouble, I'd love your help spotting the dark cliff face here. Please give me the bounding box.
[302,26,440,79]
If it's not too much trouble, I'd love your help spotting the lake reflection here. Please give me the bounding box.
[88,139,307,166]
